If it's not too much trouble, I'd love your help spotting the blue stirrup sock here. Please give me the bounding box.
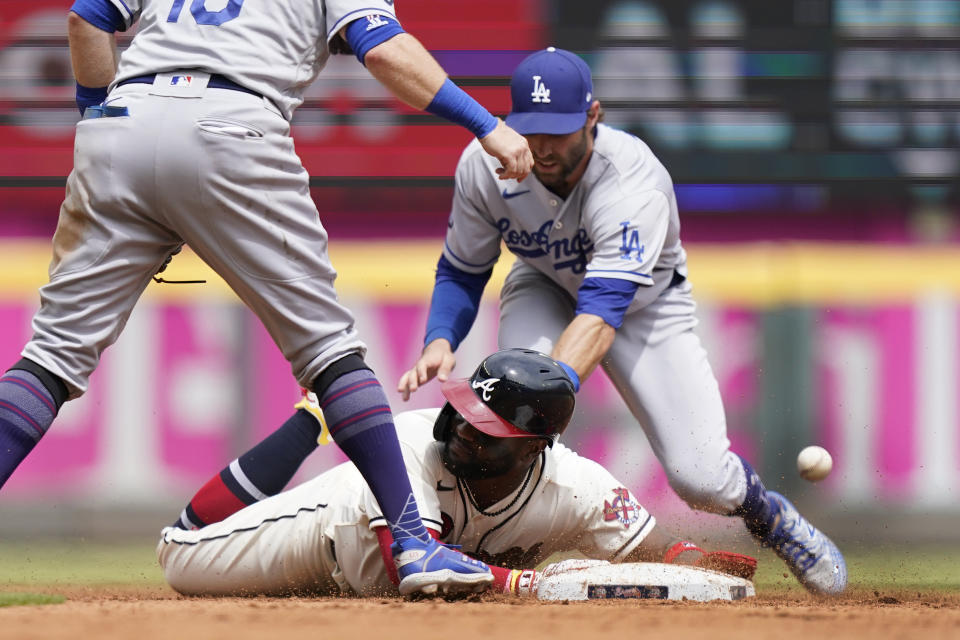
[732,456,777,540]
[313,357,430,546]
[0,361,67,488]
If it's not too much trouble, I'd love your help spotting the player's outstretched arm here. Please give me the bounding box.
[398,256,491,400]
[551,313,616,386]
[67,11,119,114]
[477,119,536,181]
[361,33,533,181]
[397,339,456,401]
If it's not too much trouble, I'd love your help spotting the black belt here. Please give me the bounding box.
[117,73,262,99]
[669,269,686,288]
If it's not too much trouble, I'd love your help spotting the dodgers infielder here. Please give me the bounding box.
[399,48,847,596]
[0,0,533,596]
[159,350,755,597]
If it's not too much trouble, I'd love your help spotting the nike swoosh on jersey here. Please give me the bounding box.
[502,189,531,200]
[436,480,455,492]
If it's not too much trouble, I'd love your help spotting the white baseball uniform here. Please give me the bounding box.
[157,408,656,597]
[23,0,398,396]
[442,124,747,513]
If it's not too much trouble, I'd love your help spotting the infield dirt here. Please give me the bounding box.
[0,586,957,640]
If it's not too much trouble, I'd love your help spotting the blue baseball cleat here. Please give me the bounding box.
[392,537,493,597]
[765,492,847,596]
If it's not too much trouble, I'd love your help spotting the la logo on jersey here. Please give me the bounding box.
[531,75,551,103]
[366,14,388,30]
[619,221,645,263]
[170,75,193,87]
[471,377,500,401]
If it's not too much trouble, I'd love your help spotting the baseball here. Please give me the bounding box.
[797,446,832,482]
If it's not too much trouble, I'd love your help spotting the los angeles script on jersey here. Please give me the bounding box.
[496,218,593,274]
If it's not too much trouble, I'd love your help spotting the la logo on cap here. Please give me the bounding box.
[531,75,550,103]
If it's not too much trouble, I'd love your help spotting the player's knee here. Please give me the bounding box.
[311,352,371,398]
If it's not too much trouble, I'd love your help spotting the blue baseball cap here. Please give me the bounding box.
[505,47,594,136]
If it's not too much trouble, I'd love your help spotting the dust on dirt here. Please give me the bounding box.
[0,586,957,640]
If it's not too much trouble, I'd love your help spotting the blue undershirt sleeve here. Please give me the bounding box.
[70,0,124,33]
[575,277,640,329]
[342,14,405,65]
[343,16,496,138]
[425,79,499,139]
[424,255,492,351]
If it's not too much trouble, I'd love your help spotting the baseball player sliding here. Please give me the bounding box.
[159,350,756,598]
[0,0,534,596]
[398,48,847,596]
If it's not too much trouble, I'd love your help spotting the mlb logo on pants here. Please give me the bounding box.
[170,75,193,87]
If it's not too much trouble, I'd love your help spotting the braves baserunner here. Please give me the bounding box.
[398,48,848,596]
[0,0,533,597]
[158,350,756,597]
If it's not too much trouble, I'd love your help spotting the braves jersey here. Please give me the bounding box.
[157,408,655,597]
[443,123,688,312]
[107,0,397,120]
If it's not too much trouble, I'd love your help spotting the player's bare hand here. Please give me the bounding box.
[397,339,456,401]
[480,119,534,182]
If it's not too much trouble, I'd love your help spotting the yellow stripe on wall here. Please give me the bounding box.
[2,239,960,307]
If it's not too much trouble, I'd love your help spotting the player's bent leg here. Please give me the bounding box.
[173,405,322,529]
[734,459,847,596]
[660,448,747,514]
[602,285,846,595]
[497,262,574,352]
[0,359,69,488]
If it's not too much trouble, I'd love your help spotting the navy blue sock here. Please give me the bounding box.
[314,366,429,546]
[174,409,320,529]
[732,456,777,540]
[235,408,320,494]
[0,369,61,488]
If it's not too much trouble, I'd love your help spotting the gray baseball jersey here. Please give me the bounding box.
[440,124,748,515]
[157,409,656,597]
[443,123,688,311]
[22,1,398,395]
[108,0,397,120]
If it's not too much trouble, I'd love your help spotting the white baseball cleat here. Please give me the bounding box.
[765,491,847,596]
[392,538,493,597]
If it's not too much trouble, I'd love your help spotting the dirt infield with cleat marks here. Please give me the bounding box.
[0,586,957,640]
